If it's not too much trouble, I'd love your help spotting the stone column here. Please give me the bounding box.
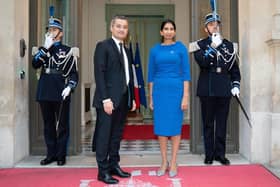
[239,0,274,163]
[267,0,280,168]
[271,0,280,38]
[0,0,29,167]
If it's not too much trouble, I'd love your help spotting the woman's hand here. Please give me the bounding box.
[181,96,188,111]
[130,100,136,111]
[149,98,154,110]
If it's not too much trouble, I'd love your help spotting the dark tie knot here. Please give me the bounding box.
[119,43,124,55]
[119,42,123,49]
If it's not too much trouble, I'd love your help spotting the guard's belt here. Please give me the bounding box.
[42,68,62,74]
[201,67,228,74]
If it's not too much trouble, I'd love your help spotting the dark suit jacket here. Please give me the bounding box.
[93,38,134,109]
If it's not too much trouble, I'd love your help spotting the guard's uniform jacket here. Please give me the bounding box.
[190,37,240,97]
[32,42,79,101]
[32,41,79,160]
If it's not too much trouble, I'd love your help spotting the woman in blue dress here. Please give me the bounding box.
[148,19,191,177]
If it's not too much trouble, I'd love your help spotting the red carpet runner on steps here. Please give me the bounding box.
[122,124,190,140]
[0,165,279,187]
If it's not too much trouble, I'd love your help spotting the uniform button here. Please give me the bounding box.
[210,62,213,65]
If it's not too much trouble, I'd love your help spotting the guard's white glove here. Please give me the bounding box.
[231,87,240,98]
[61,86,71,100]
[211,32,223,48]
[44,33,54,49]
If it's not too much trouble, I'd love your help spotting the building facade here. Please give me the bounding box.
[0,0,279,169]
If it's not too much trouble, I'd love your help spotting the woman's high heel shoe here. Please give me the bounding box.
[157,162,169,176]
[168,163,178,178]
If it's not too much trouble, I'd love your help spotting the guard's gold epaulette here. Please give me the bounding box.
[233,43,238,53]
[189,40,201,53]
[32,46,39,56]
[71,47,80,58]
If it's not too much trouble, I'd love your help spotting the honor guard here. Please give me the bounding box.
[189,12,241,165]
[32,9,79,166]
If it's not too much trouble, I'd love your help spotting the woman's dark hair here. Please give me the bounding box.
[160,19,176,31]
[160,19,176,42]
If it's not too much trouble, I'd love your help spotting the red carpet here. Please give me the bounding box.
[0,165,279,187]
[122,124,190,140]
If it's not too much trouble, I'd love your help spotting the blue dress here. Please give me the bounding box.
[148,41,191,136]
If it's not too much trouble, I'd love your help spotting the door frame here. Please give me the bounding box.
[106,4,174,22]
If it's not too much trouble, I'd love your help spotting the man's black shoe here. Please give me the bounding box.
[40,157,57,165]
[215,156,230,165]
[110,167,131,178]
[57,158,66,166]
[204,157,213,165]
[97,173,119,184]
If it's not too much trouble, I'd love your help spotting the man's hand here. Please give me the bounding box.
[103,100,114,115]
[44,33,54,49]
[231,87,240,98]
[211,32,222,48]
[61,86,71,100]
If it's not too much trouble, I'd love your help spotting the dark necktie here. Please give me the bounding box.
[119,43,126,83]
[119,43,124,63]
[119,43,131,108]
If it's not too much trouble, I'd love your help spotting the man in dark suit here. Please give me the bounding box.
[189,13,241,165]
[92,15,136,185]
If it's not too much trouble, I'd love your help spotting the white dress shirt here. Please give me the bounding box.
[112,36,130,85]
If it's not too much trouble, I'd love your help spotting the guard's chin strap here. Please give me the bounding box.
[206,27,213,37]
[53,30,62,40]
[205,22,220,37]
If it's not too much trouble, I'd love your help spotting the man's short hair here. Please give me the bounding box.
[110,15,128,27]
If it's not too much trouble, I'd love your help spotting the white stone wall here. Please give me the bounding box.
[269,0,280,168]
[239,0,280,166]
[0,0,29,167]
[271,113,280,166]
